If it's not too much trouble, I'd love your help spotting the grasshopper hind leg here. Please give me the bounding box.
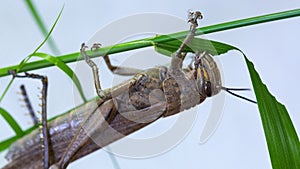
[19,84,39,125]
[9,70,53,169]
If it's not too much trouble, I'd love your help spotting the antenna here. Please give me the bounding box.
[221,87,257,104]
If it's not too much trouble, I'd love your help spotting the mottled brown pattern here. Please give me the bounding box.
[162,76,181,116]
[128,68,167,110]
[4,54,221,169]
[3,97,166,169]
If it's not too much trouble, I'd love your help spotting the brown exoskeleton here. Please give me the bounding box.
[3,11,255,169]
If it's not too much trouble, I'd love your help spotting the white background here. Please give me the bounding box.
[0,1,299,169]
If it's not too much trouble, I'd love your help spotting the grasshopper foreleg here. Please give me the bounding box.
[81,43,142,101]
[9,70,52,169]
[80,43,106,100]
[169,11,202,71]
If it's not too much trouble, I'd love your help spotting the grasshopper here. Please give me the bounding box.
[3,11,255,169]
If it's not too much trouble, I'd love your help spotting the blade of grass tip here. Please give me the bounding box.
[0,107,24,137]
[26,5,87,102]
[24,5,88,103]
[19,4,64,70]
[32,52,87,102]
[24,0,61,55]
[28,6,87,102]
[245,57,300,169]
[0,6,64,103]
[31,5,64,55]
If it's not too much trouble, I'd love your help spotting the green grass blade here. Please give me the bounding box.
[0,6,64,103]
[24,0,60,55]
[1,8,299,78]
[26,5,64,60]
[32,52,87,102]
[0,136,19,152]
[199,8,300,35]
[14,6,88,102]
[154,36,237,56]
[0,79,13,103]
[245,57,300,169]
[0,107,24,137]
[154,8,300,42]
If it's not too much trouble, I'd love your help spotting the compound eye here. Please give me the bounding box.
[205,81,212,97]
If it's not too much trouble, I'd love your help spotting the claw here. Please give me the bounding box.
[81,43,88,51]
[188,11,203,28]
[91,43,102,51]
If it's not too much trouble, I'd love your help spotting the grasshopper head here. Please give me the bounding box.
[194,52,222,98]
[194,52,257,104]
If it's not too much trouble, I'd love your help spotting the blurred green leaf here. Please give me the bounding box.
[24,0,61,55]
[0,107,24,137]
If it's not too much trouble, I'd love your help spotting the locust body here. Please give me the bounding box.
[4,50,221,168]
[3,11,236,169]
